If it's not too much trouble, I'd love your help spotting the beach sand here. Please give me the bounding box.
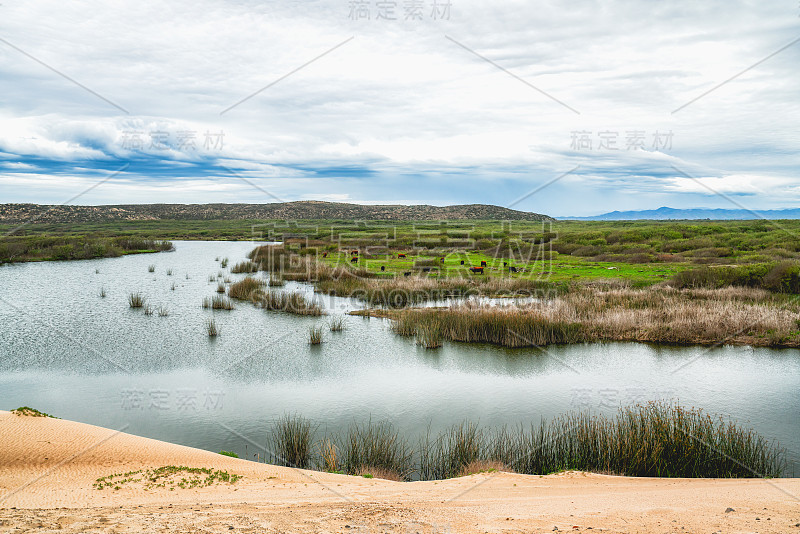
[1,410,798,533]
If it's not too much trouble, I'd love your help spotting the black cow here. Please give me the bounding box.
[509,266,518,273]
[480,261,487,267]
[380,266,385,271]
[404,271,411,276]
[469,267,484,274]
[350,257,358,263]
[460,260,465,265]
[322,252,328,258]
[398,253,407,258]
[503,262,507,267]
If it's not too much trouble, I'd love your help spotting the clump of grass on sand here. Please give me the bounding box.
[93,466,241,491]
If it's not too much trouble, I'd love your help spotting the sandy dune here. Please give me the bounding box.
[1,411,798,533]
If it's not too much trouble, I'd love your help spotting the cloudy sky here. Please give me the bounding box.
[0,0,797,216]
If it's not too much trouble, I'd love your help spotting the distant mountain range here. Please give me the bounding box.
[0,202,554,224]
[561,206,800,221]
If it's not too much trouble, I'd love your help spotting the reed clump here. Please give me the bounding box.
[329,316,345,332]
[202,295,235,310]
[230,260,258,274]
[270,414,313,469]
[309,326,324,345]
[263,403,785,480]
[128,292,145,308]
[206,319,219,337]
[253,291,322,316]
[390,286,800,348]
[228,277,265,301]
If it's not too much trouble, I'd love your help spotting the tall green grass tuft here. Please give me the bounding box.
[260,403,785,480]
[338,420,414,481]
[270,414,313,469]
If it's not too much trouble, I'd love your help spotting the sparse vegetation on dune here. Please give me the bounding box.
[265,403,785,480]
[11,406,57,418]
[389,285,800,348]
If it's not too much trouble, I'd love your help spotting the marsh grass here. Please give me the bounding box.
[99,287,106,298]
[128,292,145,308]
[264,403,785,480]
[216,282,226,293]
[143,304,154,316]
[329,316,345,332]
[391,286,800,348]
[166,268,173,276]
[337,420,414,481]
[202,295,235,310]
[208,274,216,282]
[148,264,155,273]
[253,291,322,316]
[221,258,229,268]
[270,414,313,469]
[268,275,285,287]
[231,260,258,274]
[309,326,324,345]
[228,277,265,301]
[157,306,169,317]
[171,282,176,291]
[206,318,219,337]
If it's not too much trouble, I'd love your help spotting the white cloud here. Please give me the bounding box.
[0,0,797,215]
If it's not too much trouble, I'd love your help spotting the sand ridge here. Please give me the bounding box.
[1,411,799,533]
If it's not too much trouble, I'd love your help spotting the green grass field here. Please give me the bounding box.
[3,218,799,288]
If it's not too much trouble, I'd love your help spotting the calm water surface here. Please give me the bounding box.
[0,241,797,474]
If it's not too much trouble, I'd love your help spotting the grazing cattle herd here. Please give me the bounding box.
[323,250,523,276]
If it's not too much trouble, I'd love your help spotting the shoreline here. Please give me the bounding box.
[1,411,798,533]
